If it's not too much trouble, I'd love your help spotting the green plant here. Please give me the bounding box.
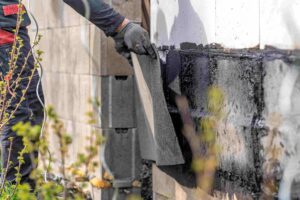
[0,104,107,200]
[0,1,43,130]
[0,1,44,198]
[0,1,109,199]
[176,86,223,197]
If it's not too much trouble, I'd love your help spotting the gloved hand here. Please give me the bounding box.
[113,22,156,61]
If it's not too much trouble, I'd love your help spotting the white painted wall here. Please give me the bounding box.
[151,0,300,49]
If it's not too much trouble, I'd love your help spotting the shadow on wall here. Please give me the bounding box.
[51,0,65,27]
[281,0,300,48]
[155,0,207,47]
[277,2,300,197]
[155,0,208,188]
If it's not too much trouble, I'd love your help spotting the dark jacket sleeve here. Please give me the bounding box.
[63,0,125,36]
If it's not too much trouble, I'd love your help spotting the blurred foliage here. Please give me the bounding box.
[0,104,107,199]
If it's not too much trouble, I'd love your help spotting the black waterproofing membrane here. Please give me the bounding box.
[131,49,185,166]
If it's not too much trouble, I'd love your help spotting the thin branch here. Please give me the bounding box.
[0,137,14,195]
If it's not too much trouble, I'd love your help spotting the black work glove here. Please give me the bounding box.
[113,22,156,62]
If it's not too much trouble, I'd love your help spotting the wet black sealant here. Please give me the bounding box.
[141,160,153,200]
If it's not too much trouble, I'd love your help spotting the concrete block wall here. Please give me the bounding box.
[26,0,141,199]
[151,0,300,49]
[27,0,94,160]
[26,0,101,198]
[153,48,300,199]
[262,60,300,199]
[151,0,300,199]
[25,0,300,198]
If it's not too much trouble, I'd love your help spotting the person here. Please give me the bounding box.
[0,0,155,189]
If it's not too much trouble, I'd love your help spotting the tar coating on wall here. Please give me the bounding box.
[160,43,300,198]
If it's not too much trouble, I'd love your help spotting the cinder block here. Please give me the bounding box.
[215,0,260,48]
[25,0,47,30]
[42,72,59,113]
[54,28,72,74]
[134,89,156,161]
[41,28,71,73]
[101,188,141,200]
[57,73,75,120]
[43,72,76,120]
[90,32,133,76]
[260,0,300,49]
[41,71,52,105]
[70,26,91,75]
[262,60,300,197]
[212,58,260,176]
[34,30,51,72]
[90,75,102,127]
[89,26,102,76]
[72,75,93,123]
[104,36,134,76]
[46,0,81,28]
[263,59,300,116]
[152,165,215,200]
[38,29,61,73]
[102,128,141,187]
[62,26,90,74]
[151,0,215,47]
[29,29,57,73]
[47,120,101,175]
[180,56,261,178]
[68,122,93,164]
[101,76,136,128]
[31,0,141,29]
[105,0,142,22]
[179,56,211,112]
[89,0,141,76]
[216,177,256,199]
[42,26,90,74]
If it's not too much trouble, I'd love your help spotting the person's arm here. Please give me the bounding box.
[63,0,156,58]
[63,0,124,36]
